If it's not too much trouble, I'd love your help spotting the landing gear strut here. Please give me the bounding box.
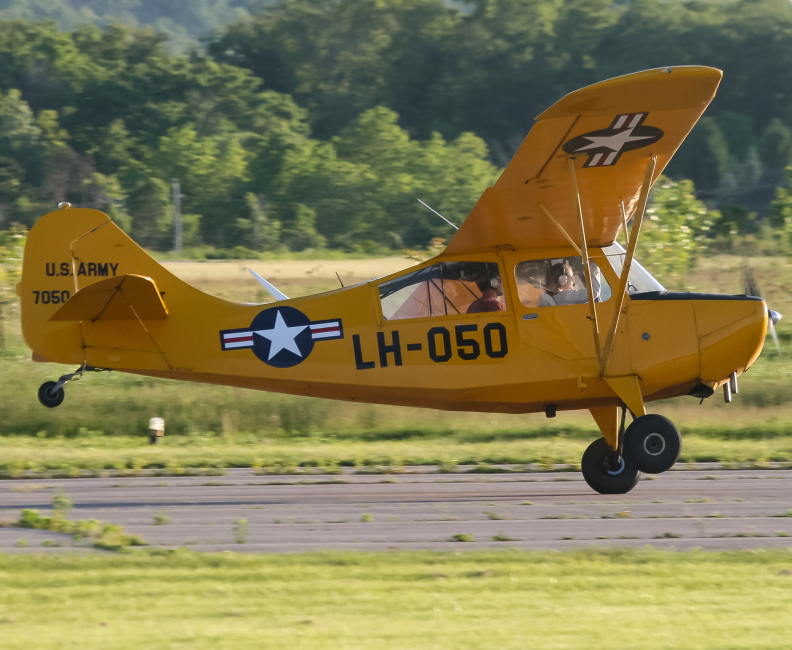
[582,406,683,493]
[37,364,107,408]
[582,405,640,494]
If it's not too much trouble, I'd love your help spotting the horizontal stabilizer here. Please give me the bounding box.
[50,274,168,322]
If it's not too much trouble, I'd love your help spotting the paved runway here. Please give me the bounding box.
[2,468,792,553]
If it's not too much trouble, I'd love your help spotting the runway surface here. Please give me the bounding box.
[2,468,792,553]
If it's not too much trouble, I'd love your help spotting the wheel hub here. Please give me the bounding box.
[605,454,625,476]
[643,432,666,456]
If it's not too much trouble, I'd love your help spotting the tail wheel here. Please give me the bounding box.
[38,381,65,408]
[581,438,640,494]
[624,414,681,474]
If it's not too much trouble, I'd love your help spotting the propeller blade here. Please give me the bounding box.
[768,310,782,354]
[769,318,780,353]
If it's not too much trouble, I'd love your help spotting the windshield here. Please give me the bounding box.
[600,243,665,294]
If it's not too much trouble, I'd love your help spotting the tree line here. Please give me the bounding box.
[0,0,790,258]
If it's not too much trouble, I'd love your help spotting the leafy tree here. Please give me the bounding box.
[759,118,792,173]
[768,166,792,250]
[672,118,731,194]
[245,192,281,251]
[0,223,25,350]
[283,203,325,251]
[640,176,721,288]
[0,88,46,188]
[123,166,171,248]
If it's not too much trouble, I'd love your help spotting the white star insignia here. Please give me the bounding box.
[255,311,308,360]
[575,128,655,153]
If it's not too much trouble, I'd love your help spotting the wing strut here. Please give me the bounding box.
[600,156,657,377]
[567,158,601,359]
[539,203,582,255]
[620,202,630,247]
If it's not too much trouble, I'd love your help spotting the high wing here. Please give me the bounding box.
[444,66,722,255]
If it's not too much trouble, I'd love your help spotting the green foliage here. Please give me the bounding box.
[768,165,792,252]
[0,223,25,350]
[0,3,788,251]
[153,511,170,525]
[234,518,249,543]
[52,490,73,516]
[641,176,721,288]
[673,118,731,192]
[15,507,146,550]
[760,118,792,171]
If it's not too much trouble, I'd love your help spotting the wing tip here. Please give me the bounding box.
[537,65,723,121]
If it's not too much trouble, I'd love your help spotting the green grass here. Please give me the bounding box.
[1,549,791,649]
[2,429,792,477]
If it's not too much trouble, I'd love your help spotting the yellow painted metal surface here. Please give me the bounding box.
[50,275,167,322]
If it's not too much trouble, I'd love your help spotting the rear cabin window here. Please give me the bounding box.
[379,262,505,320]
[514,256,611,308]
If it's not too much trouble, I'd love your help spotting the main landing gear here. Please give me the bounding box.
[582,408,682,494]
[37,365,107,408]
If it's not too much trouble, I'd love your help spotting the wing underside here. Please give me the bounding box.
[445,66,722,255]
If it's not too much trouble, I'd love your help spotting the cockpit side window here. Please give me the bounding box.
[379,261,505,320]
[514,256,611,308]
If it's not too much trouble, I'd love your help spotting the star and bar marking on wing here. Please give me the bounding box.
[220,306,343,368]
[562,113,664,168]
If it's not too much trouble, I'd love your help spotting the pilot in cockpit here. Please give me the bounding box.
[467,274,505,313]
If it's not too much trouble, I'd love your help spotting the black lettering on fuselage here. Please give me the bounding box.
[377,331,403,367]
[353,334,376,370]
[427,327,453,363]
[483,322,508,358]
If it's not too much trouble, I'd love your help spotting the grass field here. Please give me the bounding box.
[1,254,790,475]
[1,548,792,649]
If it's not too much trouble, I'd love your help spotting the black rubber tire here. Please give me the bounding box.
[581,438,640,494]
[624,414,681,474]
[38,381,65,408]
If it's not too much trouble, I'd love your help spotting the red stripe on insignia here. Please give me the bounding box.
[310,325,339,333]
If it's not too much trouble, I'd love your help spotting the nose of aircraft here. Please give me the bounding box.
[696,296,768,386]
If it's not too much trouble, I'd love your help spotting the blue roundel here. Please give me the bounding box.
[250,306,314,368]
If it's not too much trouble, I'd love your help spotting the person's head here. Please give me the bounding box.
[545,263,573,292]
[476,275,503,295]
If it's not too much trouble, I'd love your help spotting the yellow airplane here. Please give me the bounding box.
[18,66,779,494]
